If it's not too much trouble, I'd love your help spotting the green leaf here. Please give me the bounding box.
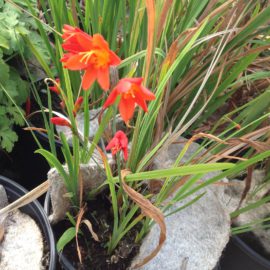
[123,163,235,182]
[56,227,76,252]
[0,35,9,49]
[230,195,270,218]
[5,106,24,125]
[0,126,18,152]
[0,59,9,84]
[35,149,69,186]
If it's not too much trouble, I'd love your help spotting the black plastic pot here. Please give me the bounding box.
[3,125,64,194]
[217,236,270,270]
[0,175,57,270]
[44,192,76,269]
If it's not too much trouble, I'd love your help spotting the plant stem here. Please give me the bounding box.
[116,152,128,215]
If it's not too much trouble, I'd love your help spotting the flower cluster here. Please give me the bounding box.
[51,25,156,160]
[61,25,121,91]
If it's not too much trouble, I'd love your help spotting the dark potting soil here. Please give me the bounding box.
[42,237,51,269]
[236,230,270,261]
[53,191,141,270]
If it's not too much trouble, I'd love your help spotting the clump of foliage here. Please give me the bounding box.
[0,0,49,152]
[6,0,270,267]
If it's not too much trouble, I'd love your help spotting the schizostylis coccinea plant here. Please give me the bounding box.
[3,0,270,268]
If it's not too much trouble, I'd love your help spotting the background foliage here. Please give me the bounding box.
[0,0,50,151]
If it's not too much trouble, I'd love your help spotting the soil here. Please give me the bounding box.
[53,190,141,270]
[42,238,51,269]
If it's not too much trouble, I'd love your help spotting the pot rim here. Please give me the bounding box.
[0,175,57,270]
[233,235,270,268]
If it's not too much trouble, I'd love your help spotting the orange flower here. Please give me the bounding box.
[51,117,71,128]
[61,25,121,91]
[103,78,155,123]
[106,131,128,160]
[49,78,61,94]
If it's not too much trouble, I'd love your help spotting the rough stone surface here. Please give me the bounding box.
[131,137,231,270]
[48,150,113,223]
[0,185,8,209]
[0,210,43,270]
[0,185,43,270]
[0,185,8,241]
[225,170,270,254]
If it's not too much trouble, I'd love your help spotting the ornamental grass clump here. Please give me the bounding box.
[4,0,270,268]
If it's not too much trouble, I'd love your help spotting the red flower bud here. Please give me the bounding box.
[50,117,71,128]
[106,131,128,160]
[73,96,84,116]
[49,78,61,94]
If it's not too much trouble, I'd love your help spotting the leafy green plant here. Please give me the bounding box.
[0,0,50,152]
[6,0,270,267]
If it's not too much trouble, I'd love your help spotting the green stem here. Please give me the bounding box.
[116,152,128,214]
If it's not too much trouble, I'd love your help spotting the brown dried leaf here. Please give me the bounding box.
[227,138,270,152]
[237,166,254,211]
[79,170,83,208]
[75,206,85,263]
[145,0,156,80]
[121,170,166,269]
[157,0,173,41]
[186,132,229,146]
[0,180,49,217]
[211,154,247,161]
[23,127,48,133]
[82,219,99,242]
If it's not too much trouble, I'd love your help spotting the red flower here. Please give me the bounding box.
[51,117,71,128]
[73,96,83,116]
[61,25,121,91]
[106,131,128,160]
[103,78,155,123]
[49,78,61,94]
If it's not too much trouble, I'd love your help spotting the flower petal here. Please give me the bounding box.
[116,80,132,94]
[134,91,148,112]
[97,68,110,91]
[105,137,118,151]
[140,86,156,100]
[103,88,119,108]
[82,69,97,90]
[75,32,93,51]
[64,54,88,70]
[122,147,128,161]
[109,51,121,66]
[119,98,135,122]
[92,34,110,50]
[125,78,143,85]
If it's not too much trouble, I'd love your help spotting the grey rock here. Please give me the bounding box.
[0,186,43,269]
[226,170,270,254]
[48,151,113,223]
[0,210,43,270]
[0,185,8,209]
[56,108,125,145]
[0,185,8,232]
[131,137,231,270]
